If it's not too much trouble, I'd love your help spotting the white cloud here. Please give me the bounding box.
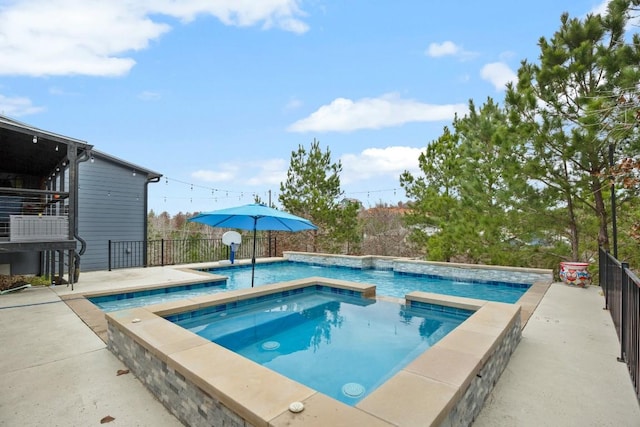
[587,0,640,27]
[341,146,425,184]
[0,0,308,77]
[287,93,467,133]
[498,51,516,61]
[284,97,303,111]
[588,0,609,17]
[480,62,517,91]
[138,91,161,101]
[425,41,478,60]
[48,86,78,96]
[192,166,237,182]
[0,94,44,116]
[192,158,287,186]
[245,158,287,186]
[426,41,459,57]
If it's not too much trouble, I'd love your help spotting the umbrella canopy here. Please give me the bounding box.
[188,204,317,287]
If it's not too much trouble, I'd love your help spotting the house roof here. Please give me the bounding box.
[91,149,162,180]
[0,115,92,176]
[0,115,161,180]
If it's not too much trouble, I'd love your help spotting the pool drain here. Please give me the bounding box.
[261,341,280,350]
[342,382,365,398]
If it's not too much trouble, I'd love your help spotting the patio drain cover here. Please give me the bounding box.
[262,341,280,351]
[342,382,365,398]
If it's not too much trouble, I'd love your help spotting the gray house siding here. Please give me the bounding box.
[77,156,148,271]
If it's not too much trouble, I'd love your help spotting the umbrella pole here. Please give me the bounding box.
[251,221,257,287]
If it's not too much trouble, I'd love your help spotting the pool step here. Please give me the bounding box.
[197,297,335,349]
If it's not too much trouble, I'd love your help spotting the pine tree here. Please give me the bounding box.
[506,0,640,260]
[279,139,359,253]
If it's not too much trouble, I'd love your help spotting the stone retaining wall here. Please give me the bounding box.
[283,252,552,285]
[106,283,522,426]
[442,312,522,426]
[108,324,249,427]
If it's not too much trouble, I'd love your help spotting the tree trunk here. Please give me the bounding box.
[567,205,580,261]
[562,160,580,261]
[591,176,609,250]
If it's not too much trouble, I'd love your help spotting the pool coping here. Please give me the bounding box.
[63,264,549,345]
[103,277,524,427]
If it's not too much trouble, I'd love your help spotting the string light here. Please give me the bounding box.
[153,176,405,211]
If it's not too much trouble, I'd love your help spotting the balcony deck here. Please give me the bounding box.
[0,239,77,253]
[0,188,74,254]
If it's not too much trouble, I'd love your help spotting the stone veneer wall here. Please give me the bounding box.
[107,303,521,427]
[108,324,252,427]
[441,313,522,426]
[283,252,552,285]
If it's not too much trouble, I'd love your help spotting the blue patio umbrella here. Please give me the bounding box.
[188,204,317,287]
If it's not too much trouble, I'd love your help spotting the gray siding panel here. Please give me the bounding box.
[77,157,148,271]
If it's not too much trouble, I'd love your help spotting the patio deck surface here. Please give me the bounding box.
[0,263,638,426]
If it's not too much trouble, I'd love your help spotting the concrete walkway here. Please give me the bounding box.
[0,267,200,427]
[1,266,639,426]
[475,283,640,427]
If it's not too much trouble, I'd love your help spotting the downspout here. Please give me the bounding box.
[144,175,161,267]
[73,147,92,284]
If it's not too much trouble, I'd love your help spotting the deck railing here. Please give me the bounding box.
[108,237,277,270]
[599,247,640,403]
[0,188,70,241]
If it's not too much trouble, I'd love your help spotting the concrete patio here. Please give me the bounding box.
[0,265,638,426]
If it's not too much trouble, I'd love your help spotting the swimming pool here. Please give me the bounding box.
[208,262,528,302]
[89,280,228,312]
[90,261,529,311]
[168,288,471,405]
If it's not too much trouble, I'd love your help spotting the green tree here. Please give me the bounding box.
[401,99,529,264]
[505,0,640,260]
[332,199,362,254]
[279,139,359,253]
[400,126,462,261]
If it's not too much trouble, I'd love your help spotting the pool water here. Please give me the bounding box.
[170,290,471,405]
[211,262,528,303]
[90,261,529,312]
[89,281,231,312]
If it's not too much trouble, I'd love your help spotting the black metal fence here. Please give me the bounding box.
[599,247,640,403]
[108,237,277,270]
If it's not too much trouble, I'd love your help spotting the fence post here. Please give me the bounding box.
[108,240,112,271]
[161,239,165,267]
[618,262,629,363]
[604,248,610,310]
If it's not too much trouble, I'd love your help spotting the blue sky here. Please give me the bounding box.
[0,0,615,214]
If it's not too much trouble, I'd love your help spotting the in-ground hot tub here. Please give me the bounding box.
[106,277,522,426]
